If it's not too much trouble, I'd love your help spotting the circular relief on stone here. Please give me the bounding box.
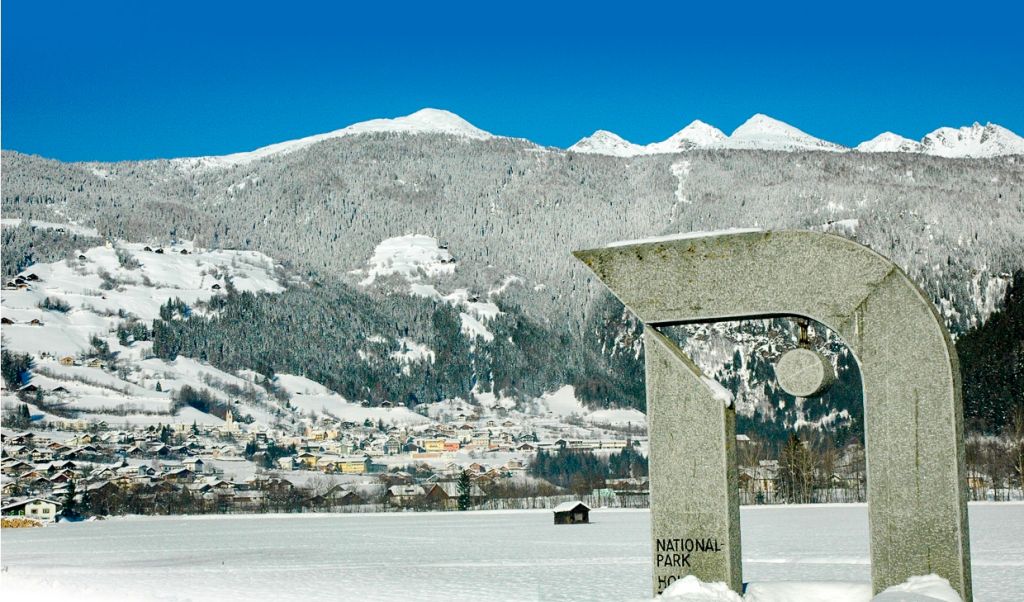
[774,347,835,398]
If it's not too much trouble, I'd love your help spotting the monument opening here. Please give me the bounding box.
[654,315,865,506]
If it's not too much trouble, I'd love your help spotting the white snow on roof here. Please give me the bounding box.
[552,501,590,513]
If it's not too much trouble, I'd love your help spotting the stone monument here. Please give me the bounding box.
[573,230,972,600]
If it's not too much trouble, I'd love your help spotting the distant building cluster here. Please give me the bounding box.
[1,407,648,521]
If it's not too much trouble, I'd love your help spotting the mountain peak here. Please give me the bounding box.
[175,108,494,169]
[569,130,649,157]
[649,120,728,152]
[346,108,494,140]
[855,132,923,153]
[728,114,845,151]
[921,122,1024,158]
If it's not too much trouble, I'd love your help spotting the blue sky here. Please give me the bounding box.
[3,1,1022,162]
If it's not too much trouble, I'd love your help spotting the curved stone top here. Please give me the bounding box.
[574,230,913,346]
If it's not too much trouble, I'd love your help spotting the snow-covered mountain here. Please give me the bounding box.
[648,120,729,153]
[153,107,1023,163]
[3,115,1021,436]
[725,114,845,152]
[570,114,843,156]
[570,120,731,156]
[855,123,1024,157]
[920,123,1024,158]
[567,130,649,157]
[173,108,496,169]
[855,132,923,153]
[571,113,1023,158]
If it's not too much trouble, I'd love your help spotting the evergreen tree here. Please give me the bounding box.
[457,470,472,511]
[958,271,1024,434]
[63,479,78,519]
[1,349,33,389]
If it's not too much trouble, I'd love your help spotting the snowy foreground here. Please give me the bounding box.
[2,503,1022,602]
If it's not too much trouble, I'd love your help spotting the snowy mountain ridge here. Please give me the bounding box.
[172,108,496,169]
[571,114,1023,158]
[146,108,1023,167]
[920,122,1024,158]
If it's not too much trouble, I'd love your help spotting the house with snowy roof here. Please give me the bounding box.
[1,497,63,522]
[424,482,486,510]
[182,457,207,474]
[385,485,426,506]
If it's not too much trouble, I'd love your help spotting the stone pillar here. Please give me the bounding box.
[645,326,742,594]
[573,230,972,600]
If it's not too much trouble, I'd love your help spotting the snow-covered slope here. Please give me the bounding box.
[354,234,457,285]
[572,114,1023,158]
[2,242,284,356]
[856,124,1024,157]
[174,108,495,169]
[353,234,511,342]
[536,385,646,427]
[270,373,429,426]
[855,132,923,153]
[723,114,845,152]
[568,130,649,157]
[570,121,729,156]
[648,120,729,153]
[1,241,290,426]
[570,114,841,156]
[920,122,1024,158]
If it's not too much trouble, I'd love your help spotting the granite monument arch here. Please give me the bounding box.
[573,230,972,600]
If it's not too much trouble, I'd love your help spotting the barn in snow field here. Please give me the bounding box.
[552,501,590,525]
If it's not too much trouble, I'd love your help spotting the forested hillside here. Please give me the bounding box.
[3,131,1022,438]
[958,271,1024,433]
[149,282,637,409]
[3,139,1020,334]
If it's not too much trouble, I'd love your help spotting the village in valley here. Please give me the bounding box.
[1,391,654,521]
[0,234,654,522]
[2,232,1017,526]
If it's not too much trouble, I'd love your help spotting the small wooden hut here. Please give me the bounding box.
[552,501,590,525]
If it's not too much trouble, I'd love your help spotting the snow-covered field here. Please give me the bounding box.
[2,503,1021,602]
